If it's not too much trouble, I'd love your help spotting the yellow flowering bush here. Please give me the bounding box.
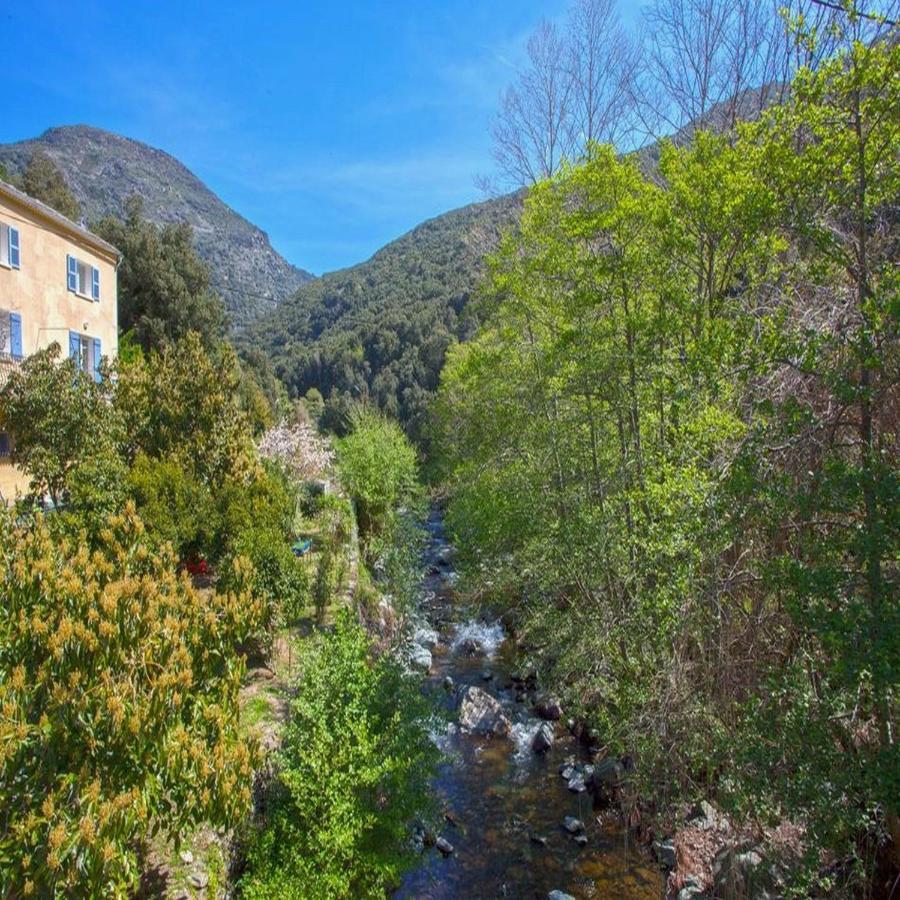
[0,503,262,896]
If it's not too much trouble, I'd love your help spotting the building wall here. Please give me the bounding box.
[0,194,119,360]
[0,189,119,504]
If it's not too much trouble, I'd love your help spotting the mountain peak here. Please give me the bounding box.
[0,126,313,326]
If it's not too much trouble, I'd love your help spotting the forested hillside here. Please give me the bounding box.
[242,192,521,437]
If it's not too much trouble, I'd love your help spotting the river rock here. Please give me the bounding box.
[562,816,584,834]
[566,773,587,793]
[458,686,511,736]
[189,871,208,889]
[443,675,454,691]
[653,838,677,869]
[677,878,706,900]
[548,893,576,900]
[436,836,455,856]
[532,721,555,754]
[559,765,575,780]
[409,644,433,672]
[414,624,439,649]
[713,844,776,897]
[481,671,493,681]
[573,833,589,846]
[178,850,194,864]
[535,697,563,721]
[588,757,625,794]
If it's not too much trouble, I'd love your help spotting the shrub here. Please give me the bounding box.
[0,503,261,896]
[214,461,297,560]
[114,333,254,487]
[0,344,119,507]
[336,408,421,561]
[219,527,311,640]
[127,452,217,560]
[240,613,439,898]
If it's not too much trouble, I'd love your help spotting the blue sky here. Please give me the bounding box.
[2,1,640,274]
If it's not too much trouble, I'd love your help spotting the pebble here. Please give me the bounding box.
[562,816,584,834]
[179,850,194,865]
[549,892,576,900]
[574,833,589,846]
[189,871,208,889]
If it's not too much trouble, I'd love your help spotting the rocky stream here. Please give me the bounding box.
[394,509,663,900]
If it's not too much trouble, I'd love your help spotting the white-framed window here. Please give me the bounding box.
[0,222,21,269]
[66,254,100,301]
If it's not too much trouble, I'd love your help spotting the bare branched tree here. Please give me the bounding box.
[566,0,640,150]
[487,0,898,187]
[490,20,575,188]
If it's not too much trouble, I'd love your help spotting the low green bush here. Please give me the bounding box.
[240,613,439,899]
[127,452,217,561]
[219,528,311,639]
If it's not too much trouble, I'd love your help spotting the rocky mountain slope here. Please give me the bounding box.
[0,126,312,326]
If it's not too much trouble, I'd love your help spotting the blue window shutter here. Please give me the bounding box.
[92,266,100,301]
[93,338,102,382]
[9,313,22,359]
[67,254,77,292]
[8,228,19,269]
[69,330,80,361]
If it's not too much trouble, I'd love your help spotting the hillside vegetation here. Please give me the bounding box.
[242,192,521,438]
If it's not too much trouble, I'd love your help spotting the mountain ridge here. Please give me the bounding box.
[0,125,313,326]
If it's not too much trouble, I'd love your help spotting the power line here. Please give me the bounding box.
[809,0,898,27]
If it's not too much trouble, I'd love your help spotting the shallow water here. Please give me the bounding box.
[395,509,663,900]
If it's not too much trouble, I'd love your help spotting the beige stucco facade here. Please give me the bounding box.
[0,180,120,503]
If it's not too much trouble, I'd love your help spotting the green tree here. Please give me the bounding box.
[95,196,227,352]
[21,151,80,221]
[241,613,438,898]
[733,28,900,873]
[0,344,119,507]
[336,407,421,561]
[0,504,261,896]
[115,333,254,487]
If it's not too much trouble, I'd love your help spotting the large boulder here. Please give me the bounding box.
[458,686,511,737]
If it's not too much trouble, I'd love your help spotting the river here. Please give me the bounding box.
[395,508,663,900]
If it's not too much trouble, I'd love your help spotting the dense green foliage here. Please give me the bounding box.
[240,613,439,899]
[96,196,227,352]
[1,333,309,645]
[20,150,80,220]
[337,408,422,563]
[434,31,898,887]
[0,505,261,896]
[0,345,119,508]
[242,194,520,439]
